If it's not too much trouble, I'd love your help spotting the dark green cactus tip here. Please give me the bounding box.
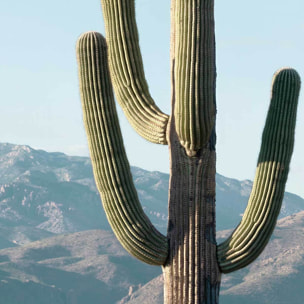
[273,67,300,85]
[259,67,301,164]
[78,30,105,42]
[270,67,301,107]
[76,31,106,58]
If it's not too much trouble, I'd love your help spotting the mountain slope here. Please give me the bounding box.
[119,212,304,304]
[0,211,303,304]
[220,211,304,304]
[0,229,161,304]
[0,142,303,247]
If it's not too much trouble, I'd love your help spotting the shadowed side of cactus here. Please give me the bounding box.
[76,0,301,303]
[217,68,301,273]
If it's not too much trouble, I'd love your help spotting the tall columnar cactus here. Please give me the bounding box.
[76,1,301,303]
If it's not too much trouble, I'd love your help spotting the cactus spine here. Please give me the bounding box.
[76,1,301,303]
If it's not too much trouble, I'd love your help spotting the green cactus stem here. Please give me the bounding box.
[76,31,168,265]
[217,68,301,273]
[173,0,216,156]
[101,0,169,145]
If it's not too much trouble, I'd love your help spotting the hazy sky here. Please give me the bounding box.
[0,0,303,197]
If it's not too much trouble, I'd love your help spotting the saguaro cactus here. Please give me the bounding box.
[76,1,301,303]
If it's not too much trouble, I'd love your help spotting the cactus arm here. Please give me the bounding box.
[174,0,216,156]
[76,31,168,265]
[100,0,169,144]
[217,68,301,273]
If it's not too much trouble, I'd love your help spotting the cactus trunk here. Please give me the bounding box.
[163,116,221,303]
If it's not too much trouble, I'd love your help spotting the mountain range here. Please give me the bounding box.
[0,142,303,303]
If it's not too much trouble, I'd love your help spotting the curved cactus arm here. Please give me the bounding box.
[76,31,168,265]
[100,0,169,145]
[217,68,301,273]
[173,0,216,156]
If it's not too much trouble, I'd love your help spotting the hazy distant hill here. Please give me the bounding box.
[0,214,302,304]
[0,230,161,304]
[0,142,303,246]
[0,142,303,303]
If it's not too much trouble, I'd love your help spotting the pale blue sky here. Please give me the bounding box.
[0,0,303,197]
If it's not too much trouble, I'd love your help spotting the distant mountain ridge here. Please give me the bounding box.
[0,214,302,303]
[0,142,302,246]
